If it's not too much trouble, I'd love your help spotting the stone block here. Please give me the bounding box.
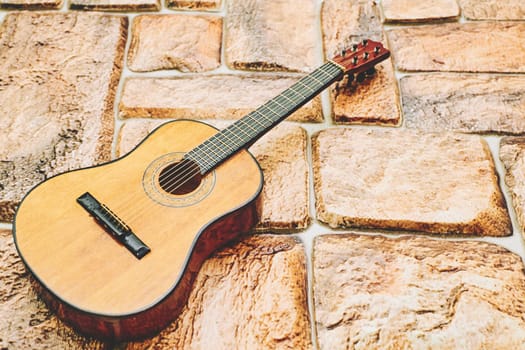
[321,0,400,125]
[312,128,511,236]
[381,0,459,23]
[70,0,160,11]
[459,0,525,20]
[128,234,311,349]
[387,22,525,73]
[314,233,525,349]
[119,75,323,122]
[128,14,222,72]
[224,0,317,72]
[0,12,127,222]
[401,74,525,134]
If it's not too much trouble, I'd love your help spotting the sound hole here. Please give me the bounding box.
[158,159,202,195]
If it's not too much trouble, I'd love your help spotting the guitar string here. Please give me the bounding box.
[115,63,344,220]
[156,62,342,193]
[154,63,342,196]
[116,63,344,221]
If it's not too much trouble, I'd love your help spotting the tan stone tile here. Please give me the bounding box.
[322,0,382,54]
[119,75,323,122]
[321,0,400,125]
[70,0,160,11]
[381,0,460,23]
[0,13,126,222]
[387,22,525,73]
[128,14,222,73]
[167,0,221,11]
[312,128,511,236]
[500,137,525,240]
[459,0,525,20]
[314,233,525,349]
[1,230,107,348]
[127,234,311,349]
[330,60,400,125]
[249,124,310,231]
[401,74,525,134]
[118,119,310,231]
[224,0,317,72]
[0,0,61,9]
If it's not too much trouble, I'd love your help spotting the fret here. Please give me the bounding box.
[186,61,344,173]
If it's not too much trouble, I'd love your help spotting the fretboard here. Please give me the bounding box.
[185,61,344,174]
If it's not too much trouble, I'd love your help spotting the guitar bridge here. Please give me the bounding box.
[77,192,151,259]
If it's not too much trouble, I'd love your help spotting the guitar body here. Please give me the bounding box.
[13,119,263,340]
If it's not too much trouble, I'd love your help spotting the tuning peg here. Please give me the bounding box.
[363,52,369,60]
[362,39,369,46]
[366,67,377,77]
[352,44,358,52]
[341,49,346,57]
[374,46,381,54]
[346,73,354,84]
[352,56,358,65]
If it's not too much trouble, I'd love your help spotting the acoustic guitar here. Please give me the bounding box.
[13,40,390,341]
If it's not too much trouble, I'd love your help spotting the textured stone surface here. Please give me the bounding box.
[0,12,126,222]
[117,119,310,231]
[459,0,525,20]
[127,234,311,349]
[322,0,382,52]
[312,128,511,236]
[500,137,525,240]
[387,22,525,73]
[128,14,222,72]
[314,233,525,350]
[69,0,159,11]
[381,0,459,23]
[0,0,61,9]
[330,61,400,125]
[0,229,106,348]
[167,0,220,10]
[401,74,525,134]
[224,0,317,72]
[322,0,400,125]
[119,75,323,122]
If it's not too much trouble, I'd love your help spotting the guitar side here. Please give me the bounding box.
[13,119,263,340]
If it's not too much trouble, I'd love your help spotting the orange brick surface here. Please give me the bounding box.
[2,1,525,348]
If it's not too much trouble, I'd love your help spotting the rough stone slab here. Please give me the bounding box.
[117,119,310,231]
[0,12,127,222]
[321,0,400,125]
[500,137,525,240]
[330,61,400,125]
[401,74,525,134]
[312,128,511,236]
[70,0,160,11]
[459,0,525,20]
[167,0,221,10]
[322,0,383,51]
[381,0,459,23]
[224,0,317,72]
[127,234,311,349]
[0,0,61,9]
[0,229,107,348]
[314,233,525,349]
[119,75,323,122]
[128,14,222,73]
[387,22,525,73]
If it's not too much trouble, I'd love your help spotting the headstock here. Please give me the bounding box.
[331,39,390,82]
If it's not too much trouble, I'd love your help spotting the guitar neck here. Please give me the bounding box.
[186,61,345,174]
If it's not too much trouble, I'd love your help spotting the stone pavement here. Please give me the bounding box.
[1,0,525,349]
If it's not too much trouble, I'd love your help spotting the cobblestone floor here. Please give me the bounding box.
[1,0,525,349]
